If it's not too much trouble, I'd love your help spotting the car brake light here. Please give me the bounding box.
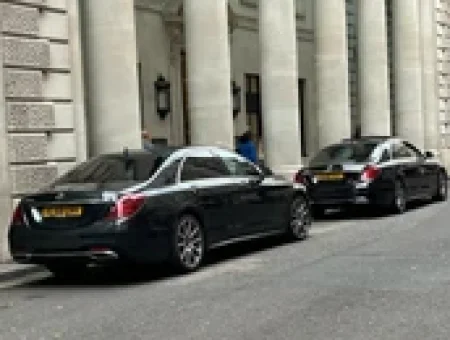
[361,165,381,182]
[106,194,145,220]
[294,171,306,184]
[11,206,24,225]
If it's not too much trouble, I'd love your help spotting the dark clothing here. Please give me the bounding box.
[236,140,258,163]
[143,140,154,151]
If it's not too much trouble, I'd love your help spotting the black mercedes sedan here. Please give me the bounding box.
[9,146,311,276]
[294,137,448,216]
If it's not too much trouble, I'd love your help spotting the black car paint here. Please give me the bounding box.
[300,138,447,209]
[9,147,308,267]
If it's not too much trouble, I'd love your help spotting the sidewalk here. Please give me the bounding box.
[0,263,42,283]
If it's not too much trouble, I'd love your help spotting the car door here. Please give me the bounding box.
[179,152,238,245]
[392,142,422,198]
[219,153,287,235]
[404,142,437,196]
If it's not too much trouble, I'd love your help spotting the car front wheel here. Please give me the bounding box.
[391,180,407,214]
[434,171,448,201]
[288,195,312,240]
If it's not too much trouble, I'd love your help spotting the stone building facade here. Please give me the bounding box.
[0,0,447,260]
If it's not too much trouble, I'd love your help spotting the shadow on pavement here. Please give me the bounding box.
[314,199,437,222]
[15,235,289,289]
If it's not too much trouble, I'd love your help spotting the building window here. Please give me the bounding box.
[245,74,262,138]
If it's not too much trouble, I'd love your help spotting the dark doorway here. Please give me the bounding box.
[298,79,307,157]
[245,74,262,145]
[181,51,190,145]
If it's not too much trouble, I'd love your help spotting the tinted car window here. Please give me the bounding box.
[151,159,182,188]
[309,142,378,166]
[52,152,173,186]
[392,144,417,159]
[180,157,230,181]
[379,149,391,163]
[222,157,261,177]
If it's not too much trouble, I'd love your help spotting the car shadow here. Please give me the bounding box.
[15,235,291,289]
[313,199,439,222]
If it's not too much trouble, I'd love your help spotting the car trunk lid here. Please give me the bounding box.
[21,183,132,230]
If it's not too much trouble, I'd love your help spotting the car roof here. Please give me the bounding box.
[100,145,236,159]
[340,136,391,144]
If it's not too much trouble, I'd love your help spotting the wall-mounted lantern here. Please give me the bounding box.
[154,73,171,119]
[231,81,241,119]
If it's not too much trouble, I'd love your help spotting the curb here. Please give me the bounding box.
[0,265,43,284]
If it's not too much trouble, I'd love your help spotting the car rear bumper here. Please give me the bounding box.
[12,249,119,263]
[9,223,171,265]
[310,182,393,207]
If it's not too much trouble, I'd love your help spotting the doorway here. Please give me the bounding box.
[181,51,190,145]
[298,78,307,157]
[245,74,262,150]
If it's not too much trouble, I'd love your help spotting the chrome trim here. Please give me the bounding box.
[13,250,119,261]
[209,229,284,250]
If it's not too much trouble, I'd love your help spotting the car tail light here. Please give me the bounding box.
[361,165,381,182]
[11,206,24,225]
[106,194,145,220]
[294,171,306,184]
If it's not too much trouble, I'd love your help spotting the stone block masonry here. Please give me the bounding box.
[0,0,86,261]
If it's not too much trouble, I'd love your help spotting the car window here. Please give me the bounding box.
[404,142,424,159]
[150,159,182,188]
[221,157,261,177]
[180,157,230,182]
[379,148,391,163]
[309,142,378,166]
[52,155,138,185]
[392,143,418,160]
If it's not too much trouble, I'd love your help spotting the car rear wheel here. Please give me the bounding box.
[288,195,312,240]
[391,180,407,214]
[434,171,448,201]
[171,214,205,272]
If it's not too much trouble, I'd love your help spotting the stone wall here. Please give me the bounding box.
[0,0,86,261]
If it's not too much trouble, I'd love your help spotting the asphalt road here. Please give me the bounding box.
[1,200,450,340]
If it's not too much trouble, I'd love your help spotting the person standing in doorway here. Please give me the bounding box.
[236,131,258,164]
[142,130,154,151]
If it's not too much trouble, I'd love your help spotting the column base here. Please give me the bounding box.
[270,164,303,181]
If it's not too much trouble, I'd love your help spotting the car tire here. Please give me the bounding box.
[434,171,448,201]
[391,180,407,214]
[287,195,312,240]
[171,214,205,273]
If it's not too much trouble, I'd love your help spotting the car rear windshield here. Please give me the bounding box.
[309,142,378,167]
[51,152,171,186]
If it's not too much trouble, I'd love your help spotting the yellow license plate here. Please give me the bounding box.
[41,206,83,218]
[315,173,344,181]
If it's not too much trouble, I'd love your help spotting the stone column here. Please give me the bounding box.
[81,0,142,155]
[393,0,425,149]
[421,0,440,154]
[315,0,351,149]
[259,0,302,177]
[358,0,391,136]
[183,0,234,148]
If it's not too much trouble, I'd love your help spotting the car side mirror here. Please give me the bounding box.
[424,151,435,159]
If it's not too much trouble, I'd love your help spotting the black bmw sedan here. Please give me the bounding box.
[294,137,448,216]
[9,146,311,276]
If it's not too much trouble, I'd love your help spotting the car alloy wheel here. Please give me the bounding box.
[394,181,406,214]
[174,215,205,272]
[289,195,311,240]
[438,173,448,201]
